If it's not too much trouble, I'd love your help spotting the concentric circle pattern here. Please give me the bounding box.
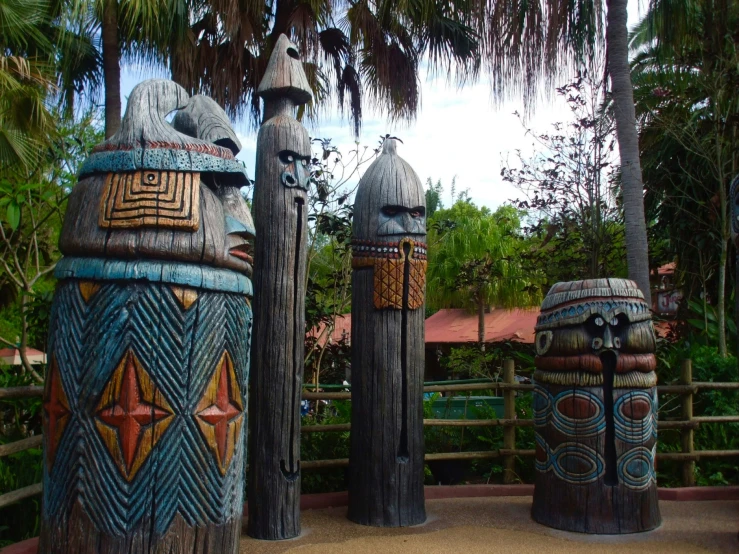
[614,391,656,444]
[617,445,656,490]
[532,385,551,428]
[552,390,605,437]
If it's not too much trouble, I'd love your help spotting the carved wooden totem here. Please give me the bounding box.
[348,139,427,527]
[39,80,254,553]
[531,279,661,533]
[247,34,312,540]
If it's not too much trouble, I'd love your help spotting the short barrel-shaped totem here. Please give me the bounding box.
[531,279,661,533]
[348,139,427,527]
[247,34,312,540]
[39,80,254,553]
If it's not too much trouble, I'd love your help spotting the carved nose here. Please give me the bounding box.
[602,326,614,349]
[225,215,252,238]
[400,212,413,231]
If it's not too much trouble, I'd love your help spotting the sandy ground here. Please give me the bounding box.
[240,497,739,554]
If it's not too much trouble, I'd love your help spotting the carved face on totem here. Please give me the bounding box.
[254,33,312,199]
[352,140,427,310]
[60,80,255,276]
[534,279,657,385]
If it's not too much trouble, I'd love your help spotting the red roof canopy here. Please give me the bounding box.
[307,314,352,347]
[425,308,539,344]
[309,308,676,346]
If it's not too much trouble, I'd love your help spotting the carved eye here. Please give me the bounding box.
[145,172,157,183]
[610,317,619,326]
[279,151,297,165]
[595,317,605,327]
[301,159,307,167]
[382,206,399,217]
[535,331,552,355]
[410,209,421,218]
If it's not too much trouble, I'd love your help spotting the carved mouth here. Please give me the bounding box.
[229,245,253,265]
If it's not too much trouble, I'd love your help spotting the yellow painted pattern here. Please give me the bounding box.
[99,171,200,230]
[170,286,198,310]
[78,281,101,303]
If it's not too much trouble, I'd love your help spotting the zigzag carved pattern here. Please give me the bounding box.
[44,280,251,536]
[42,283,90,519]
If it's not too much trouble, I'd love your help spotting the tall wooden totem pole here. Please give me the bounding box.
[247,34,312,540]
[348,139,427,527]
[39,81,254,553]
[531,279,661,533]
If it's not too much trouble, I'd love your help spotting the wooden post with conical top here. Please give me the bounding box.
[348,139,427,527]
[247,34,312,540]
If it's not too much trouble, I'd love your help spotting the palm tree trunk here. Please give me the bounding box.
[102,0,121,138]
[606,0,651,306]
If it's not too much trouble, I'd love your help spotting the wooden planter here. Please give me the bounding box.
[530,279,661,533]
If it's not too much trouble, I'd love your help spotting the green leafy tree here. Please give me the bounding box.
[632,0,738,356]
[0,109,103,380]
[425,177,444,218]
[503,74,630,286]
[427,200,543,349]
[303,138,379,387]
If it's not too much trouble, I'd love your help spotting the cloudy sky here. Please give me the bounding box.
[121,1,644,211]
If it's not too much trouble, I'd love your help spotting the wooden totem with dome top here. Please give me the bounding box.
[348,139,427,527]
[531,278,661,533]
[38,80,254,552]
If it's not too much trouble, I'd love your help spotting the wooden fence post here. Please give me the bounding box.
[681,358,695,486]
[503,358,516,484]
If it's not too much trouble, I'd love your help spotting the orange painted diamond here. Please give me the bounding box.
[194,352,243,475]
[43,356,71,470]
[95,350,173,481]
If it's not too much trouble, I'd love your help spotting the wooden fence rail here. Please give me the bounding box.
[2,358,738,508]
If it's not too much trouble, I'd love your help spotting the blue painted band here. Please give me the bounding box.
[55,257,253,296]
[79,149,249,184]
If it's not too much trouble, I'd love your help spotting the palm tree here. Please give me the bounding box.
[62,0,187,137]
[0,0,60,169]
[169,0,483,134]
[606,0,652,305]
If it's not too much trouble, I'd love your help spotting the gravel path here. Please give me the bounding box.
[240,496,738,553]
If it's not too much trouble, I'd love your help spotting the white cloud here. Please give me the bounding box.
[119,0,646,211]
